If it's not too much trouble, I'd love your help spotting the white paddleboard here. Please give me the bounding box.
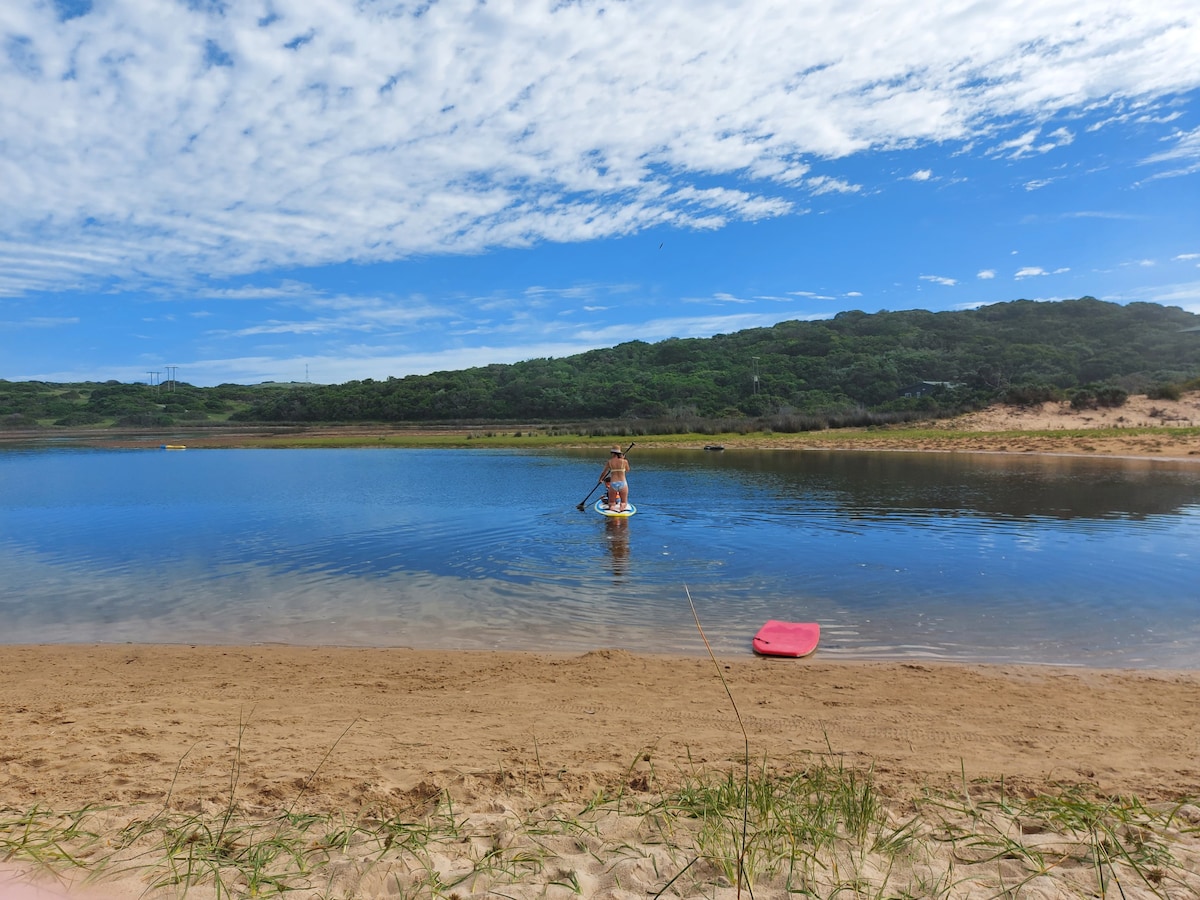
[594,499,637,518]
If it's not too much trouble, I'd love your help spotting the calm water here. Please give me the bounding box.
[2,446,1199,667]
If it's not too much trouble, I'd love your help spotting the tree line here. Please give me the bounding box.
[3,297,1199,430]
[226,297,1200,424]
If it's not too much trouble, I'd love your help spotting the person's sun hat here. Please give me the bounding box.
[610,445,622,453]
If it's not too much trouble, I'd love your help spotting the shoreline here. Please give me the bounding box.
[2,392,1198,459]
[4,423,1198,464]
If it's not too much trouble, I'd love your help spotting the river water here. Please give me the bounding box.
[2,446,1198,667]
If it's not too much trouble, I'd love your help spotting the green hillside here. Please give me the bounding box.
[4,298,1199,431]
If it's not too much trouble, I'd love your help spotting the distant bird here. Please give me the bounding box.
[658,242,663,250]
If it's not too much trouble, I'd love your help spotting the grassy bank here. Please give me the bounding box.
[9,421,1189,451]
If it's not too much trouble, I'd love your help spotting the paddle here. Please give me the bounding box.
[576,441,635,510]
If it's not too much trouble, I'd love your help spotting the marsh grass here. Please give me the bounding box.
[0,805,101,872]
[172,421,1200,451]
[918,784,1200,900]
[1,774,1198,899]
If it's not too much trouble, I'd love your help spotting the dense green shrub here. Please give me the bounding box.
[1093,386,1129,407]
[1147,382,1182,401]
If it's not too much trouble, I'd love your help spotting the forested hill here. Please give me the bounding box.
[3,297,1199,429]
[231,297,1200,423]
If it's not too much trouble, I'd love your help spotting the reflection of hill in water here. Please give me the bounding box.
[666,449,1200,522]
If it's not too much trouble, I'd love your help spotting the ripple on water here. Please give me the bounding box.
[2,447,1198,666]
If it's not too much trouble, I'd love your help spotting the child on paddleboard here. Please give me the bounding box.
[600,445,631,512]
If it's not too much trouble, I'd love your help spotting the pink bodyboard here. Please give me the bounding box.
[753,620,820,658]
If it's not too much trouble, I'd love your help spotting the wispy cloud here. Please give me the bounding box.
[0,315,80,329]
[1117,280,1200,314]
[1140,126,1200,179]
[1061,211,1140,220]
[807,176,862,196]
[574,312,820,346]
[992,126,1075,159]
[4,0,1200,386]
[1015,266,1070,279]
[201,281,320,301]
[3,0,1197,295]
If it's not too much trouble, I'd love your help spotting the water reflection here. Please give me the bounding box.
[604,516,631,579]
[652,449,1200,522]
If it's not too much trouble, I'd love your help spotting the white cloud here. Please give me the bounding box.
[1140,126,1200,179]
[977,269,996,279]
[0,315,79,329]
[2,0,1198,294]
[1116,280,1200,314]
[201,281,320,301]
[575,312,819,346]
[992,125,1076,159]
[1172,253,1199,261]
[806,176,863,196]
[1014,266,1070,278]
[920,275,957,286]
[1061,210,1139,220]
[907,169,933,181]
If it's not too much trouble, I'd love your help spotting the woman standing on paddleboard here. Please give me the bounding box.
[600,446,631,512]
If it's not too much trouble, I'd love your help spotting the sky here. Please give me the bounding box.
[2,0,1199,387]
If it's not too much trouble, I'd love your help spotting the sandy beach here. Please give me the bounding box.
[2,646,1199,899]
[3,396,1199,899]
[5,645,1199,810]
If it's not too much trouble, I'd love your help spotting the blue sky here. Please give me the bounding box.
[2,0,1199,387]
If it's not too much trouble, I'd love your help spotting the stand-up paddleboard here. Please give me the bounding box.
[753,620,820,657]
[594,499,637,518]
